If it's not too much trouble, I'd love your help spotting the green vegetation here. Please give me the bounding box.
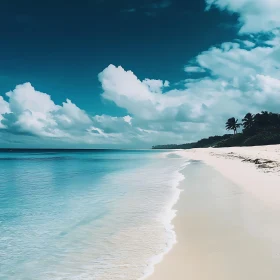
[152,135,232,149]
[152,111,280,149]
[225,117,241,134]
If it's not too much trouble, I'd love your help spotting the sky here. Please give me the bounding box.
[0,0,280,148]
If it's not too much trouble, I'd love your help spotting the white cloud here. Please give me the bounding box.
[1,82,192,147]
[6,82,58,114]
[243,40,256,48]
[254,74,280,100]
[98,64,249,137]
[98,65,196,122]
[184,66,206,73]
[0,96,10,128]
[206,0,280,33]
[142,78,170,93]
[195,42,280,81]
[57,99,92,127]
[163,80,170,87]
[123,115,132,125]
[0,83,133,145]
[182,30,280,115]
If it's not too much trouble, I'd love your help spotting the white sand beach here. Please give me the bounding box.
[149,145,280,280]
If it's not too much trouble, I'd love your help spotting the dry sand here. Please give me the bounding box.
[148,145,280,280]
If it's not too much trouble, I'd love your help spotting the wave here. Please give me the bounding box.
[140,158,190,279]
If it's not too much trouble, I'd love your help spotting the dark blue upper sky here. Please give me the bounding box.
[0,0,237,116]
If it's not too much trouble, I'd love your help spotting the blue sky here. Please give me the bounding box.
[1,0,280,148]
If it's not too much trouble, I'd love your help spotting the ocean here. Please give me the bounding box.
[0,150,187,280]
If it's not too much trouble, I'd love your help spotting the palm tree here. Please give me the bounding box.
[242,113,254,130]
[254,112,269,129]
[226,117,241,134]
[269,112,280,128]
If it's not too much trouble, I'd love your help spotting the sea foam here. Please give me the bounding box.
[140,152,189,279]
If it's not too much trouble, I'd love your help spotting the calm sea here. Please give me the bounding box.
[0,150,187,280]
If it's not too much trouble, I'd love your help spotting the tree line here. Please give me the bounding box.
[153,111,280,149]
[219,111,280,147]
[226,111,280,135]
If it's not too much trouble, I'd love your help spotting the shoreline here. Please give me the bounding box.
[141,159,188,280]
[148,145,280,280]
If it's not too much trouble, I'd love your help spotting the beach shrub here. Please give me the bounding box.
[214,133,247,147]
[192,134,232,148]
[152,135,233,149]
[243,132,280,146]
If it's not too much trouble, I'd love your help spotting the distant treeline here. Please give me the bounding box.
[152,135,232,149]
[153,111,280,149]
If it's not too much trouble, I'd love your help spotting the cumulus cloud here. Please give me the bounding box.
[98,63,250,138]
[195,43,277,80]
[0,82,196,147]
[98,65,198,122]
[243,40,256,48]
[6,83,58,114]
[2,83,94,138]
[123,115,132,125]
[184,66,206,73]
[0,96,10,128]
[0,83,135,146]
[191,34,280,109]
[206,0,280,33]
[142,78,170,93]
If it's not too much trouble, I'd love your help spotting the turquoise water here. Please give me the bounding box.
[0,150,187,280]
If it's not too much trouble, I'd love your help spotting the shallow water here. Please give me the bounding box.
[0,150,187,280]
